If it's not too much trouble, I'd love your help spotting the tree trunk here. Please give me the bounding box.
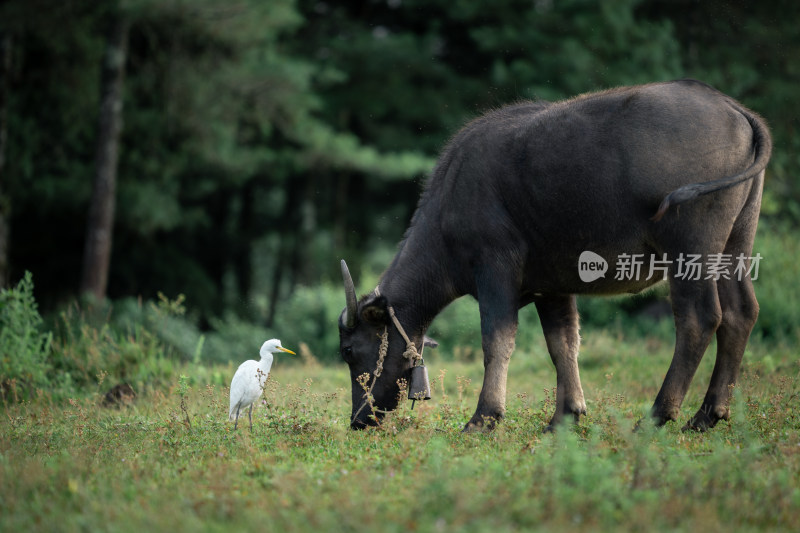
[0,33,12,288]
[79,15,129,301]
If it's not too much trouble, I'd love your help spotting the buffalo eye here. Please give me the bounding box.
[341,346,354,363]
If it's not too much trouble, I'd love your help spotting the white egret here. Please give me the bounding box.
[229,339,295,430]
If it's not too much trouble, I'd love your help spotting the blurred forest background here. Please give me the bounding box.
[1,0,799,374]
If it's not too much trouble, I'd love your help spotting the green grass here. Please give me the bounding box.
[2,333,799,532]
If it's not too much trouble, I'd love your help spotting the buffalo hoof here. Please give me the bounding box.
[544,409,585,433]
[682,404,728,432]
[681,420,710,433]
[647,404,681,429]
[462,413,502,433]
[633,412,675,432]
[546,404,587,429]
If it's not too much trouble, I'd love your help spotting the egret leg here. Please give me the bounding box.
[248,404,254,431]
[234,405,241,430]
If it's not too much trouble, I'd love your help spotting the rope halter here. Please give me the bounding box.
[350,287,424,425]
[376,287,423,368]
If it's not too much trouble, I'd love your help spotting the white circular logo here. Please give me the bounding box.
[578,251,608,282]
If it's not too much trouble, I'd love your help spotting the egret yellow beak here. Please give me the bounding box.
[278,346,296,355]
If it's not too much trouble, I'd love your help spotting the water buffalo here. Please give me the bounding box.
[339,79,771,432]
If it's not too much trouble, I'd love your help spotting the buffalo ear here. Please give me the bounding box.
[423,336,439,348]
[360,295,389,325]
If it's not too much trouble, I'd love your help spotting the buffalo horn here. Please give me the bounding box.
[341,260,358,328]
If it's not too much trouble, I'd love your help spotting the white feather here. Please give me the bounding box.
[228,339,295,429]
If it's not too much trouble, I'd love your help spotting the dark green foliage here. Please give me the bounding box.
[0,0,798,341]
[0,272,51,400]
[47,301,178,398]
[0,275,185,400]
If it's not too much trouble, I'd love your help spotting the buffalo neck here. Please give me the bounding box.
[377,221,458,344]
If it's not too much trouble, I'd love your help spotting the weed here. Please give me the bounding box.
[178,374,192,429]
[455,375,471,407]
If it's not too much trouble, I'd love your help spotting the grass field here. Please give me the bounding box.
[2,330,799,532]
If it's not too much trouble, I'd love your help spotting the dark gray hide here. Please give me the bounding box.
[339,80,770,431]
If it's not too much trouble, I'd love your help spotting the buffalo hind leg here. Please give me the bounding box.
[535,294,587,430]
[684,269,758,431]
[463,269,519,432]
[651,278,722,426]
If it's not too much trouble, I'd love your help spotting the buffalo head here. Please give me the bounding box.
[339,260,435,429]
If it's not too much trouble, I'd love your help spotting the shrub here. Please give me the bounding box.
[111,293,204,362]
[0,272,52,401]
[50,304,177,396]
[271,283,347,363]
[47,293,200,398]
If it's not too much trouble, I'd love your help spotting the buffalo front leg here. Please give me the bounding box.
[535,294,587,430]
[651,278,722,426]
[463,272,519,432]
